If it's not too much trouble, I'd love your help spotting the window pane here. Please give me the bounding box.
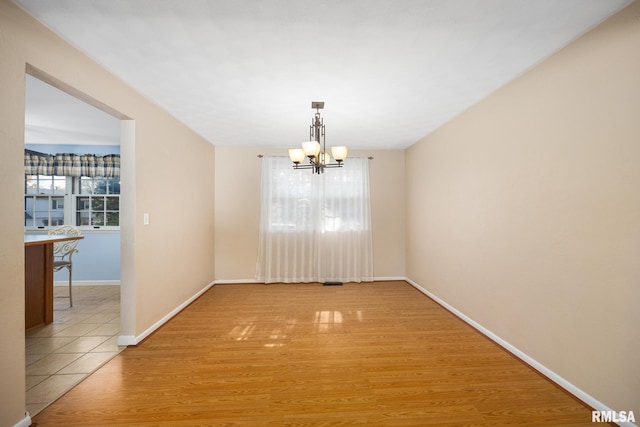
[76,211,90,226]
[106,212,119,226]
[38,177,53,194]
[34,210,49,227]
[51,197,64,210]
[94,179,107,194]
[92,197,105,211]
[24,196,34,226]
[24,196,34,211]
[80,178,93,194]
[25,176,38,194]
[91,212,105,226]
[108,179,121,195]
[106,197,119,210]
[77,197,90,211]
[35,196,49,211]
[51,197,65,225]
[53,176,66,195]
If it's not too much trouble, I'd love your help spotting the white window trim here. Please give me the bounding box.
[24,175,120,231]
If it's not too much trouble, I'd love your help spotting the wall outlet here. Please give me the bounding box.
[143,213,149,225]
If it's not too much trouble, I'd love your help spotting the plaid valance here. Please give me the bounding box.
[25,150,120,177]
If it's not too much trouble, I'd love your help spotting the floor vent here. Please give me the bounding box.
[323,282,343,286]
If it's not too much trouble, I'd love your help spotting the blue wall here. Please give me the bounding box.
[26,231,121,282]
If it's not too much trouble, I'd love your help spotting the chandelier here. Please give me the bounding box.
[288,102,348,174]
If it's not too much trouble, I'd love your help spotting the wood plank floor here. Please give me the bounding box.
[32,281,603,426]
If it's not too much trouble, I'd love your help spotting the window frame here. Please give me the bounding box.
[24,174,120,231]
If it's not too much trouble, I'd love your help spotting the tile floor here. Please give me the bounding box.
[25,285,125,416]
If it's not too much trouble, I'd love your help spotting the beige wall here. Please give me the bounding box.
[215,147,405,281]
[214,147,263,280]
[406,1,640,416]
[0,2,215,425]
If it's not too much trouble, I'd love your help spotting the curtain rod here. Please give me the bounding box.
[257,154,374,160]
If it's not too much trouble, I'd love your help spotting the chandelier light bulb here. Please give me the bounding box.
[331,146,348,162]
[288,148,305,164]
[302,140,321,158]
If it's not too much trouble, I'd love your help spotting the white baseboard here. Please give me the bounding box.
[373,276,407,282]
[213,277,407,284]
[117,280,215,346]
[116,334,136,346]
[404,277,637,427]
[54,280,120,287]
[13,412,31,427]
[213,279,263,284]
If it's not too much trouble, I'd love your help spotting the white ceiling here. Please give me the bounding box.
[16,0,630,150]
[25,74,121,146]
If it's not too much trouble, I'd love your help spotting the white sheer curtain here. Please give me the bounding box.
[256,156,373,283]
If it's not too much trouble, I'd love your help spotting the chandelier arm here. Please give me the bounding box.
[293,164,315,170]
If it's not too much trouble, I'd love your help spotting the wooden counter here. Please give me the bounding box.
[25,234,84,330]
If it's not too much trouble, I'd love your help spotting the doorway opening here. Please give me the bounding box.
[23,67,134,416]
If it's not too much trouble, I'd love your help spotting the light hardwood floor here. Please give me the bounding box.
[32,281,605,426]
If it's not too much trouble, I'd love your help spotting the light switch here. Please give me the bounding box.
[143,213,149,225]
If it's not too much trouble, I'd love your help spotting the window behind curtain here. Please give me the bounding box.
[256,156,373,283]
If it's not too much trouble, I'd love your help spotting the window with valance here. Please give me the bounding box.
[24,149,121,229]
